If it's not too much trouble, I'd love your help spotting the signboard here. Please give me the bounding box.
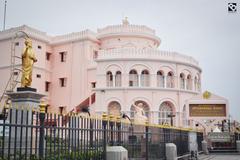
[208,132,231,142]
[189,104,226,117]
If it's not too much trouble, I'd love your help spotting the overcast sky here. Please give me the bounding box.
[0,0,239,121]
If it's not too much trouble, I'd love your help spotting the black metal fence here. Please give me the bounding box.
[197,132,203,151]
[0,106,203,160]
[235,132,240,141]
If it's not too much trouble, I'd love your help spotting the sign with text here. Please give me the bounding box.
[208,132,231,142]
[189,104,226,117]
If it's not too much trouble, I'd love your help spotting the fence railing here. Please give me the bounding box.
[0,105,203,160]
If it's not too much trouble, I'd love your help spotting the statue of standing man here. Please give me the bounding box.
[21,38,37,87]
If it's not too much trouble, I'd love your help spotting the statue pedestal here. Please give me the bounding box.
[4,87,45,155]
[8,87,44,108]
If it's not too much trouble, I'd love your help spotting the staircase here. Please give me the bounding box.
[209,147,239,154]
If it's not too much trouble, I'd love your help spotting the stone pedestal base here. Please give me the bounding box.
[201,140,209,155]
[236,140,240,153]
[166,143,177,160]
[4,87,45,156]
[107,146,128,160]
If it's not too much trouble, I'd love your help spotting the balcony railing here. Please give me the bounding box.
[97,48,199,67]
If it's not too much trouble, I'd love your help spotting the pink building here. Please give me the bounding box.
[0,19,228,128]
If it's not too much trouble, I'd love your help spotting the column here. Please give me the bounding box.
[184,78,187,90]
[113,74,115,87]
[138,74,141,87]
[164,76,167,88]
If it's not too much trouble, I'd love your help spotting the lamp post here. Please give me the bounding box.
[167,113,175,126]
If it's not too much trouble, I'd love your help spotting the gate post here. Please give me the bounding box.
[39,102,46,159]
[102,113,108,160]
[109,114,115,146]
[145,120,149,160]
[116,116,121,146]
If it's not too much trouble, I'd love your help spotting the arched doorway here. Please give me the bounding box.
[159,101,175,125]
[108,101,121,116]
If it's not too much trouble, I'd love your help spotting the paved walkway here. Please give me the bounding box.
[199,154,240,160]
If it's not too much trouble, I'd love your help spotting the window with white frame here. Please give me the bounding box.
[106,71,113,87]
[167,72,174,88]
[159,102,174,125]
[157,71,164,88]
[115,71,122,87]
[141,70,150,87]
[180,73,185,89]
[129,70,138,87]
[186,74,192,90]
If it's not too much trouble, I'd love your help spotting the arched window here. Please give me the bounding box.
[159,101,174,125]
[115,71,122,87]
[180,73,185,89]
[157,71,164,88]
[129,70,138,87]
[186,74,192,90]
[197,75,201,92]
[106,71,113,87]
[167,72,174,88]
[108,101,121,116]
[141,70,150,87]
[194,76,198,91]
[130,100,150,119]
[197,78,201,91]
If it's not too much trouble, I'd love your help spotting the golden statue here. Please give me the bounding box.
[21,38,37,87]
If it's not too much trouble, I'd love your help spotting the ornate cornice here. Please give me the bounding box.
[0,25,99,45]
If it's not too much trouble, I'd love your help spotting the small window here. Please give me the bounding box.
[59,106,65,115]
[45,81,50,92]
[13,71,18,75]
[59,78,67,87]
[15,42,19,46]
[38,45,42,49]
[46,52,51,61]
[93,51,98,59]
[59,52,67,62]
[91,82,96,88]
[36,74,41,78]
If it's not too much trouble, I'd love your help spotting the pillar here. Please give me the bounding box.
[166,143,177,160]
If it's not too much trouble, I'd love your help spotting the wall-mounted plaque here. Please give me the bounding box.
[189,104,226,117]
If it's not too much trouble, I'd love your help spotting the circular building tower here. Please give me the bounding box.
[94,19,201,127]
